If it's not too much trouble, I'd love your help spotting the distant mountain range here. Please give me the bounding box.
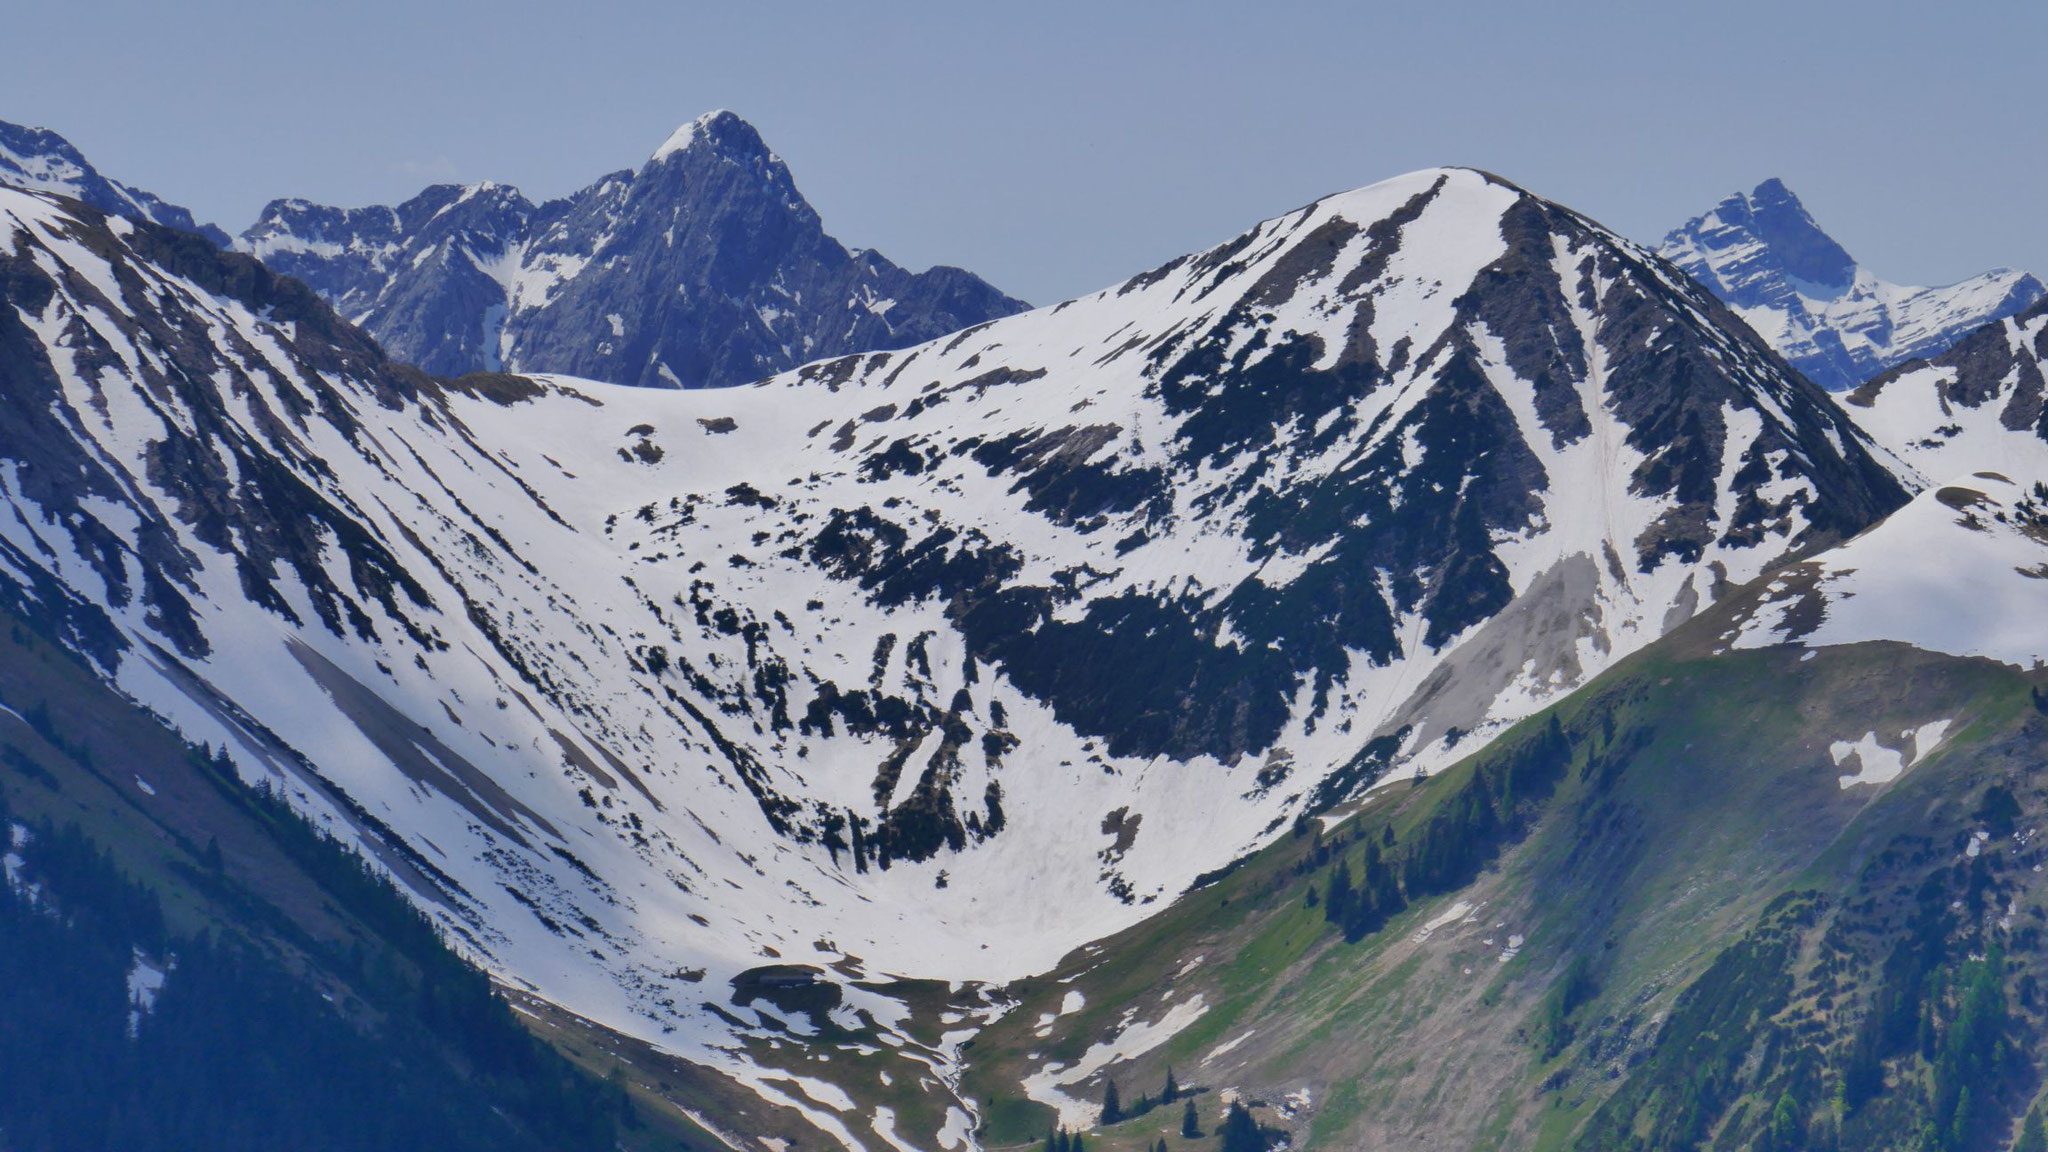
[9,117,2040,398]
[1660,178,2044,391]
[238,111,1027,387]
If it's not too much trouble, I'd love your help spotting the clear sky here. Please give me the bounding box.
[6,0,2041,305]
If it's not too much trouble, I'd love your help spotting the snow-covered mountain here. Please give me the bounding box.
[1839,298,2048,486]
[0,119,230,246]
[239,110,1026,386]
[1659,178,2043,392]
[0,167,1906,1147]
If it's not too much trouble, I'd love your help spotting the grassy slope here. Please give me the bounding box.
[955,595,2048,1150]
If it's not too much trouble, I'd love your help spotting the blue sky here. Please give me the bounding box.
[7,0,2041,304]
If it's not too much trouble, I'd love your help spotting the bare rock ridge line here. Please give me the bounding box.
[0,119,232,246]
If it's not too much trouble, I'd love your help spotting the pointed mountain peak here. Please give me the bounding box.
[648,109,772,166]
[1661,177,2043,390]
[1750,175,1798,201]
[1684,177,1855,291]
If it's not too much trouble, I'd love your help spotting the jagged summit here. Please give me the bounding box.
[1661,178,2044,391]
[241,108,1024,388]
[648,108,764,164]
[0,119,229,245]
[1714,178,1857,289]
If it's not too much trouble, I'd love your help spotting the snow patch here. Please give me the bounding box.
[1022,995,1209,1129]
[126,950,168,1038]
[1412,899,1475,943]
[1833,732,1907,789]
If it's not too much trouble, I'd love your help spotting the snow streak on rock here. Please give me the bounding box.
[0,119,229,246]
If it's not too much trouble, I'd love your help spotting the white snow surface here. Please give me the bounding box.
[1831,733,1906,789]
[125,949,168,1038]
[1020,995,1209,1129]
[1843,307,2048,488]
[1730,471,2048,669]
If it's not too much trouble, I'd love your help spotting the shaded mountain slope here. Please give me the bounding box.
[240,111,1026,386]
[0,592,648,1150]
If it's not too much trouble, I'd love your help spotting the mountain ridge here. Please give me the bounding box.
[239,109,1028,387]
[1840,296,2048,487]
[0,118,231,246]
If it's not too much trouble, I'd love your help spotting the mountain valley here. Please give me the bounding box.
[0,115,2044,1151]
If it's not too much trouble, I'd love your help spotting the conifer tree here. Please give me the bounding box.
[1219,1101,1263,1152]
[2016,1106,2047,1152]
[1323,858,1354,926]
[1181,1098,1202,1139]
[1101,1078,1123,1125]
[1162,1065,1179,1103]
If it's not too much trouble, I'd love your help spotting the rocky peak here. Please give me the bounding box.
[0,119,229,245]
[648,108,771,165]
[1707,178,1857,292]
[233,109,1024,386]
[1661,178,2044,391]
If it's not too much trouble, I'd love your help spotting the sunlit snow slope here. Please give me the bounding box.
[1729,470,2048,668]
[0,168,1906,1146]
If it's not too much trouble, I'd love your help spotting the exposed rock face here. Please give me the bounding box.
[1660,178,2043,392]
[0,119,229,245]
[241,182,536,377]
[240,111,1026,387]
